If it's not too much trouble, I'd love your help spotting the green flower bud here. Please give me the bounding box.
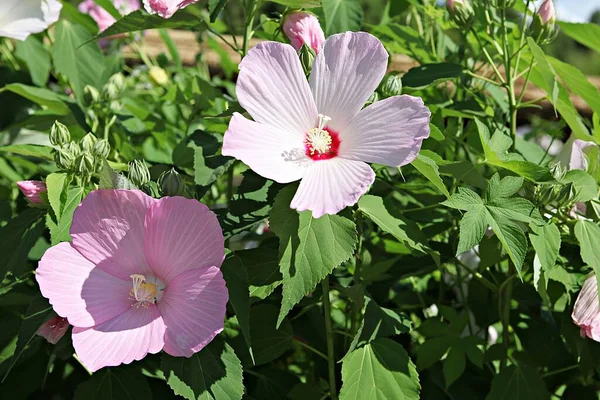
[555,182,575,208]
[366,91,379,106]
[92,138,111,159]
[158,168,185,197]
[54,144,77,171]
[75,153,95,176]
[379,73,403,98]
[529,0,557,45]
[50,120,71,146]
[128,160,151,187]
[83,85,100,106]
[447,0,475,28]
[109,73,125,92]
[298,43,316,76]
[149,66,169,86]
[80,133,97,153]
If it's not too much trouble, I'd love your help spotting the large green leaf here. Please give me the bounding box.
[97,10,205,39]
[485,364,549,400]
[321,0,363,35]
[529,222,560,273]
[161,337,244,400]
[548,56,600,117]
[0,144,53,160]
[411,154,450,198]
[0,84,70,115]
[45,173,68,221]
[269,185,357,327]
[0,208,46,279]
[15,36,51,87]
[250,304,293,366]
[574,220,600,295]
[52,20,106,102]
[74,367,152,400]
[402,63,463,89]
[47,186,84,245]
[340,338,420,400]
[557,22,600,55]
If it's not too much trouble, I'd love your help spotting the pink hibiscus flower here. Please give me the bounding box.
[36,190,227,372]
[79,0,140,33]
[17,180,47,205]
[282,11,325,53]
[222,32,431,218]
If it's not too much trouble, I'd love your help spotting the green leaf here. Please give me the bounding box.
[0,84,70,115]
[442,187,484,211]
[221,254,252,363]
[0,208,46,279]
[548,56,600,117]
[236,247,282,303]
[2,296,52,381]
[161,337,244,400]
[97,10,205,39]
[74,367,153,400]
[99,160,136,190]
[561,169,598,202]
[340,338,420,400]
[0,144,53,160]
[15,36,51,87]
[270,0,320,7]
[411,154,450,198]
[269,185,357,327]
[321,0,363,35]
[442,346,466,388]
[529,222,561,272]
[250,304,293,366]
[456,206,487,255]
[48,186,84,245]
[574,221,600,292]
[557,22,600,55]
[45,173,68,221]
[192,132,233,187]
[402,63,463,89]
[485,207,528,273]
[52,20,106,102]
[358,195,429,255]
[485,364,549,400]
[347,297,411,355]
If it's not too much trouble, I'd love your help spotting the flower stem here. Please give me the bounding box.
[322,276,338,400]
[242,0,259,57]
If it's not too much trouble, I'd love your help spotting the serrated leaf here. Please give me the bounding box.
[347,297,411,355]
[529,223,560,272]
[269,185,357,327]
[485,364,549,400]
[45,172,68,220]
[442,187,483,211]
[562,169,598,202]
[485,174,523,200]
[99,160,136,189]
[411,154,450,198]
[456,206,487,255]
[322,0,363,35]
[74,366,152,400]
[485,207,527,273]
[49,186,84,245]
[340,338,420,400]
[161,337,244,400]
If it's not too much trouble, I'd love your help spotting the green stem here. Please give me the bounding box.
[294,337,328,360]
[499,273,515,371]
[541,364,579,378]
[242,0,260,57]
[322,277,338,400]
[500,7,517,150]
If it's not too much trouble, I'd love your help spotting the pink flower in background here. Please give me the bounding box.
[572,274,600,341]
[282,12,325,53]
[223,32,431,218]
[555,136,597,171]
[37,316,69,345]
[538,0,556,24]
[143,0,197,19]
[79,0,140,32]
[36,190,228,372]
[17,180,47,205]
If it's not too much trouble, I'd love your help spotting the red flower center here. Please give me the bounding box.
[304,114,341,161]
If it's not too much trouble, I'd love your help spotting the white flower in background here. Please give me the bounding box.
[0,0,62,41]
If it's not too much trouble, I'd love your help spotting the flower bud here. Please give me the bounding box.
[128,160,151,187]
[555,182,575,208]
[93,138,111,159]
[75,153,96,176]
[109,73,126,92]
[366,91,379,106]
[298,43,316,75]
[282,11,325,53]
[17,180,47,205]
[529,0,557,44]
[54,143,79,171]
[149,66,169,86]
[158,168,185,197]
[50,120,71,146]
[37,316,69,345]
[80,133,97,153]
[555,136,597,172]
[379,73,403,98]
[572,274,600,341]
[83,85,100,106]
[447,0,475,28]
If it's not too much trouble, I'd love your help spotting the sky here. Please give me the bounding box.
[539,0,600,22]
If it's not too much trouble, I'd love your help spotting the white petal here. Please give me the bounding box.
[291,158,375,218]
[0,0,62,41]
[310,32,388,132]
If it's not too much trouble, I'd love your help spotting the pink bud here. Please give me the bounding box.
[17,180,47,205]
[282,12,325,54]
[538,0,556,24]
[447,0,455,10]
[37,316,69,345]
[572,274,600,342]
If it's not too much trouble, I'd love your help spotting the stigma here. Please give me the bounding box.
[129,274,164,307]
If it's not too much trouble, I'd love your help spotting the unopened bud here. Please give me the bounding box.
[128,160,151,187]
[379,73,403,98]
[50,121,70,146]
[149,66,169,86]
[555,182,575,208]
[17,180,47,205]
[80,133,97,153]
[447,0,475,28]
[298,43,316,75]
[83,85,100,106]
[282,11,325,53]
[529,0,557,44]
[92,138,111,159]
[75,153,95,176]
[158,168,185,197]
[366,91,379,106]
[109,73,125,92]
[54,144,76,171]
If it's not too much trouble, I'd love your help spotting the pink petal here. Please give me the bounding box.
[290,158,375,218]
[282,12,325,53]
[340,95,431,166]
[72,305,165,372]
[143,0,197,18]
[37,316,69,345]
[144,197,225,283]
[310,32,388,133]
[70,190,156,280]
[158,267,227,357]
[17,180,46,204]
[572,274,600,333]
[237,41,318,135]
[222,113,307,184]
[36,243,132,328]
